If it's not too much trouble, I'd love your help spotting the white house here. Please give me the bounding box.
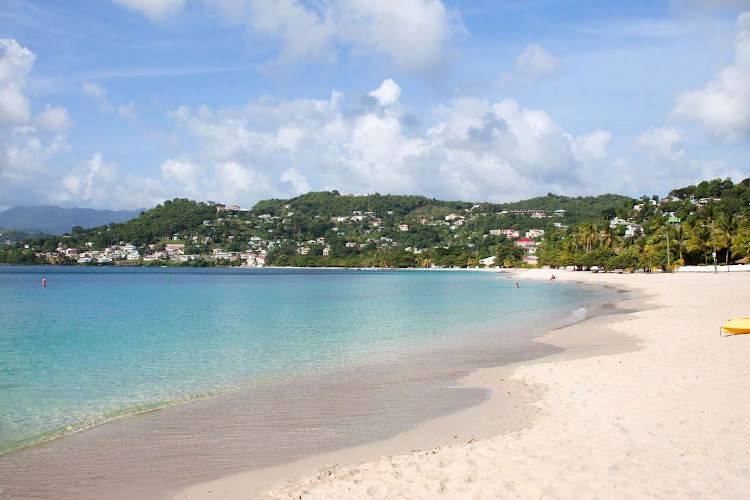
[515,238,536,250]
[479,256,496,266]
[526,229,545,239]
[624,224,643,238]
[610,217,627,228]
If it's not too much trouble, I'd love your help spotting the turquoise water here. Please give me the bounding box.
[0,267,601,454]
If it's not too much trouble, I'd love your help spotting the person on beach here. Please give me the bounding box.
[550,275,556,280]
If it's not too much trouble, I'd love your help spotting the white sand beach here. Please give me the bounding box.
[175,270,750,499]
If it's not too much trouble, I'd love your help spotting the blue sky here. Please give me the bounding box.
[0,0,748,209]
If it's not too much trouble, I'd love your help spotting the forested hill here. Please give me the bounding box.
[251,192,473,218]
[488,193,636,224]
[4,177,749,270]
[0,206,144,235]
[251,191,636,223]
[64,198,218,247]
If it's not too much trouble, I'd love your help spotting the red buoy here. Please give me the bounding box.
[42,279,46,287]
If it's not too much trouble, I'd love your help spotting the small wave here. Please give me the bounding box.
[557,306,588,328]
[0,391,220,456]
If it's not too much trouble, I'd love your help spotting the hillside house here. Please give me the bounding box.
[526,229,545,238]
[515,238,536,250]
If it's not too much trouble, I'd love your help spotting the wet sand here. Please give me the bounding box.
[0,274,607,499]
[178,270,750,499]
[174,271,640,499]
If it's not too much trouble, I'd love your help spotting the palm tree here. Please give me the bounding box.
[600,226,615,249]
[716,212,741,265]
[688,224,713,265]
[730,226,750,261]
[699,204,719,270]
[578,222,597,253]
[629,235,648,254]
[656,225,677,269]
[642,237,662,269]
[377,248,394,268]
[672,224,691,264]
[563,235,579,253]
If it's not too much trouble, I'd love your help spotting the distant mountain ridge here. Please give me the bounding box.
[0,206,146,235]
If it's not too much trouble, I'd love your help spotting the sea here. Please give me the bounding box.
[0,266,616,498]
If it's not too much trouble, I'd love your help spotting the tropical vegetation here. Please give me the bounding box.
[1,178,748,271]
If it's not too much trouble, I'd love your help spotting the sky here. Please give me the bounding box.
[0,0,749,210]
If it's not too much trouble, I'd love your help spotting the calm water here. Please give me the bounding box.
[0,267,612,498]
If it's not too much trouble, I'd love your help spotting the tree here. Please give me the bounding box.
[578,222,598,253]
[688,224,713,265]
[731,226,750,261]
[716,211,742,265]
[600,226,616,249]
[698,204,719,270]
[672,224,691,264]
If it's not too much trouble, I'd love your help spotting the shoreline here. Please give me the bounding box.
[172,270,642,499]
[0,269,601,499]
[245,269,750,499]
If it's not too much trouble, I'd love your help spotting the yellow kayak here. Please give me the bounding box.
[721,318,750,336]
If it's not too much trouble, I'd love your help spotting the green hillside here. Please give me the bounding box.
[2,177,748,270]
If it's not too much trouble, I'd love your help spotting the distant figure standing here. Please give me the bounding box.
[514,282,519,288]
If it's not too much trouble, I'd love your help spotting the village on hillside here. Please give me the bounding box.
[6,182,742,271]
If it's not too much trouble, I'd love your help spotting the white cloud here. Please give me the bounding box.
[337,0,458,72]
[516,43,560,78]
[0,39,35,125]
[117,101,137,121]
[202,0,457,72]
[83,82,138,122]
[167,105,191,121]
[55,153,167,209]
[7,72,738,209]
[500,43,560,85]
[673,12,750,142]
[158,80,615,204]
[0,40,74,206]
[82,82,113,111]
[368,79,401,106]
[574,130,612,163]
[280,167,310,194]
[637,126,686,159]
[36,105,74,134]
[110,0,185,21]
[159,156,205,198]
[672,0,750,11]
[628,126,741,193]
